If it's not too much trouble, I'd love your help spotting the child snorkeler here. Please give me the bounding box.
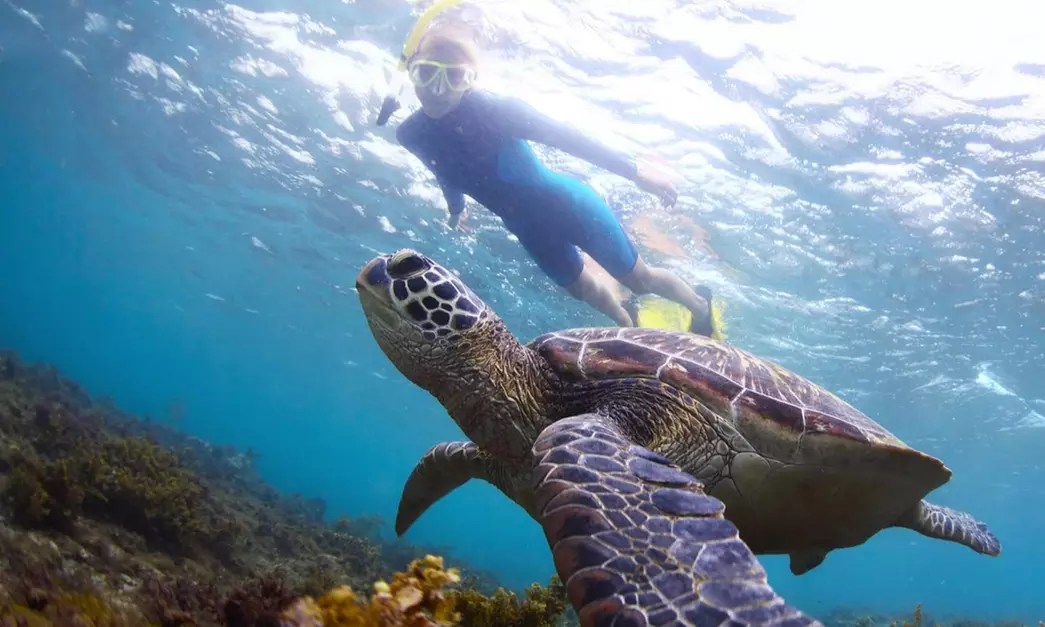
[392,23,719,335]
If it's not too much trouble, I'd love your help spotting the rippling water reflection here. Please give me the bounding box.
[1,0,1042,620]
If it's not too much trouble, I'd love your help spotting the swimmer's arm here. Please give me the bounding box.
[397,116,467,226]
[496,96,638,181]
[439,176,467,228]
[447,210,465,230]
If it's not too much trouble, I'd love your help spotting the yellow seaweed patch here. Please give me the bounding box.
[281,554,461,626]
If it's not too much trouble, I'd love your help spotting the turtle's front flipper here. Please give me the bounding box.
[396,441,533,536]
[895,500,1001,556]
[532,415,820,626]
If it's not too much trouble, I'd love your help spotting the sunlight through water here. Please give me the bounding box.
[1,0,1043,622]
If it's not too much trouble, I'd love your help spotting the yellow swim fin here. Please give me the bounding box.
[623,285,727,341]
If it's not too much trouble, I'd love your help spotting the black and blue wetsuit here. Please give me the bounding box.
[396,89,641,287]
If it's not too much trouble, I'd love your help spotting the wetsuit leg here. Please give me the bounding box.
[512,221,633,325]
[512,226,584,287]
[558,178,639,279]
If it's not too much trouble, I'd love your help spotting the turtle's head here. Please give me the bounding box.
[356,249,492,384]
[356,249,553,460]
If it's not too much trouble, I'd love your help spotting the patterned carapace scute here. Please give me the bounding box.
[530,328,903,447]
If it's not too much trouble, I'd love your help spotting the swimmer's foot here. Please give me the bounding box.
[620,295,641,327]
[688,285,714,337]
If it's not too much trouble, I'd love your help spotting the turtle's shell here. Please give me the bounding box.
[531,327,908,450]
[529,326,953,557]
[526,326,953,486]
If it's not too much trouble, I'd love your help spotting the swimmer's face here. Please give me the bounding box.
[409,37,477,118]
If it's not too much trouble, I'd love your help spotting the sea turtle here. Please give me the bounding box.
[356,249,1000,626]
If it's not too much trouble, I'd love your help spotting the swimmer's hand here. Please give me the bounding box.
[447,209,472,233]
[634,160,678,207]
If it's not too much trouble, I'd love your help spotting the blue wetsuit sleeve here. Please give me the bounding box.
[438,176,466,216]
[493,95,638,181]
[396,114,465,216]
[395,113,421,152]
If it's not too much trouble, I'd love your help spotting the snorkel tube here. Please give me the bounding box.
[376,0,464,125]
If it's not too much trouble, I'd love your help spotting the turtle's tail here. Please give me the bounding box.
[896,500,1001,556]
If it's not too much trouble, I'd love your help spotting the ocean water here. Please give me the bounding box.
[1,0,1043,622]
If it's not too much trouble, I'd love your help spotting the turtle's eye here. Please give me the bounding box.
[387,251,431,279]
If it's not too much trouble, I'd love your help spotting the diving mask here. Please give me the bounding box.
[375,0,465,126]
[407,59,477,93]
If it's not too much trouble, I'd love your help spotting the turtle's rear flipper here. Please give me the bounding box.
[532,415,820,626]
[896,500,1001,556]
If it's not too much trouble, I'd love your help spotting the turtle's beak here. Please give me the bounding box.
[357,255,391,293]
[356,255,401,328]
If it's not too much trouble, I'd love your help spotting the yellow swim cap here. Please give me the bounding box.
[399,0,465,70]
[377,0,467,126]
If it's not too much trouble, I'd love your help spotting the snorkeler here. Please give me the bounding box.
[393,24,716,333]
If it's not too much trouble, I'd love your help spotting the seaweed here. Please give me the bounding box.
[278,557,572,627]
[1,350,532,626]
[7,435,202,547]
[280,555,461,627]
[447,576,568,627]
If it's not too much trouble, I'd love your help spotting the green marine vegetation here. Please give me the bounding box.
[4,412,234,555]
[447,576,569,627]
[0,589,139,627]
[0,351,570,626]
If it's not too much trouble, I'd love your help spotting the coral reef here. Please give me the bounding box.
[0,350,568,626]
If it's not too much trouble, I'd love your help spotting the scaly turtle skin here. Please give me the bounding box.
[356,249,998,626]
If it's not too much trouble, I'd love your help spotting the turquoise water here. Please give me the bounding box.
[1,0,1043,622]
